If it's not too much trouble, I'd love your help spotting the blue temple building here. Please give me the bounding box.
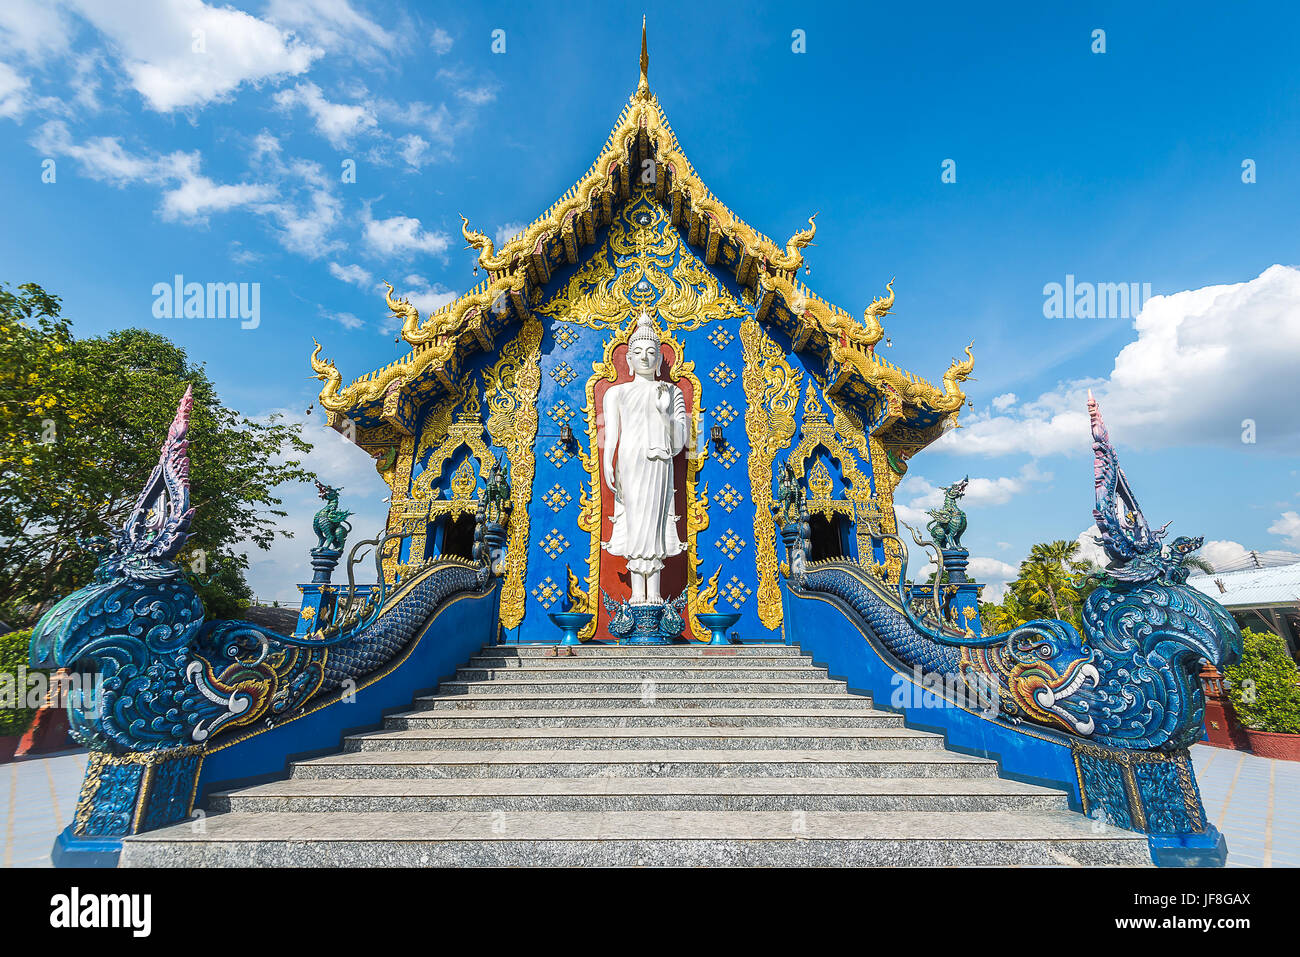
[30,24,1242,868]
[310,30,975,647]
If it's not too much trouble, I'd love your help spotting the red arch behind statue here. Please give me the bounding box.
[591,339,693,641]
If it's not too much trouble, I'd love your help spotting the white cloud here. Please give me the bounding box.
[34,120,345,250]
[377,99,459,163]
[916,556,1018,601]
[430,27,453,54]
[1073,526,1109,567]
[158,153,274,222]
[435,66,495,107]
[456,85,497,106]
[328,262,374,288]
[268,188,342,258]
[229,241,261,265]
[274,81,377,148]
[0,0,74,58]
[68,52,105,110]
[397,133,433,169]
[1267,511,1300,550]
[938,265,1300,456]
[397,274,457,319]
[33,120,272,223]
[66,0,320,112]
[265,0,396,53]
[362,212,450,258]
[327,311,364,330]
[896,462,1052,515]
[0,61,31,118]
[495,222,524,247]
[991,392,1017,412]
[969,557,1019,601]
[254,155,343,258]
[34,120,155,182]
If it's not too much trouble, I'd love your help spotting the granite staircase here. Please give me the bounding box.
[119,644,1150,866]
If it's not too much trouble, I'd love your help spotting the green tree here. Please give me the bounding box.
[1223,628,1300,734]
[0,628,42,736]
[0,282,316,624]
[978,539,1101,633]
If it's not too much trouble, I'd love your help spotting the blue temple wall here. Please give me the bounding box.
[397,187,894,644]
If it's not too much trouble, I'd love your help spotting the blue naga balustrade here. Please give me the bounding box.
[781,393,1241,866]
[28,387,505,867]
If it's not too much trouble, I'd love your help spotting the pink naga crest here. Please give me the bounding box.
[1088,390,1165,564]
[119,385,196,560]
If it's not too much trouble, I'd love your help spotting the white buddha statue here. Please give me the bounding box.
[601,310,689,604]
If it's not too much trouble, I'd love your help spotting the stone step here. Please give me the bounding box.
[342,726,942,753]
[208,776,1071,814]
[467,654,816,669]
[412,693,876,711]
[435,678,849,695]
[456,665,830,680]
[480,644,798,657]
[384,707,902,730]
[120,809,1151,867]
[289,748,999,780]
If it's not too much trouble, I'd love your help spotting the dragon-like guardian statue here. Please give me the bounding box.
[312,480,352,551]
[925,475,968,550]
[29,387,493,755]
[795,393,1241,751]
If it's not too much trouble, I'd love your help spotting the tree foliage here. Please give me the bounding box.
[0,282,316,624]
[978,539,1100,633]
[0,628,40,736]
[1223,627,1300,734]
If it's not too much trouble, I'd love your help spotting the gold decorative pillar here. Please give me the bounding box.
[740,317,801,630]
[484,319,543,630]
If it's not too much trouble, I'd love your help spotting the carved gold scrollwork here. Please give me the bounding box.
[536,189,745,334]
[381,435,417,582]
[483,319,543,630]
[868,433,904,581]
[740,317,801,630]
[787,382,875,560]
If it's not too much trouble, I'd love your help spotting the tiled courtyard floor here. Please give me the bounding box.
[2,749,87,868]
[1192,742,1300,867]
[0,744,1292,866]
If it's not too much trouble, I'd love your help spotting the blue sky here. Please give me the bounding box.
[2,0,1298,601]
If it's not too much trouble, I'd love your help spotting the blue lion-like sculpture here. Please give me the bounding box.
[29,387,491,755]
[798,391,1241,751]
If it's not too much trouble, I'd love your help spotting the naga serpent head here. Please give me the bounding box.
[28,388,206,750]
[315,480,342,501]
[1168,535,1204,559]
[965,620,1101,736]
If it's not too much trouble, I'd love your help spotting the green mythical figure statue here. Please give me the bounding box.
[312,480,353,552]
[773,460,805,527]
[925,475,968,550]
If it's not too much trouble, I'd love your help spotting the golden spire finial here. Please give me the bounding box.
[637,16,650,96]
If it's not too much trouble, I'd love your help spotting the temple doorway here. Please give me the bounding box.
[807,513,852,562]
[431,513,476,561]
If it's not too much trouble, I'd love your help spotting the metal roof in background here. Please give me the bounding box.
[1188,562,1300,609]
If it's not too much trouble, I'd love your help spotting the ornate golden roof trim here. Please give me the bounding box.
[313,25,974,424]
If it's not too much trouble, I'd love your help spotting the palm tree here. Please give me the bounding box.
[981,540,1108,634]
[1020,540,1098,625]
